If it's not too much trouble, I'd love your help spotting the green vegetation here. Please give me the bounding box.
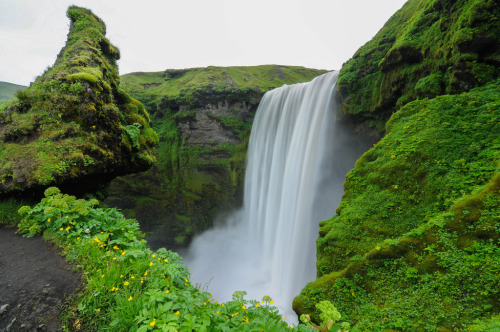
[121,65,328,116]
[0,197,30,227]
[109,65,327,248]
[293,0,500,329]
[0,81,27,105]
[337,0,500,136]
[0,6,157,196]
[17,187,320,331]
[294,78,500,330]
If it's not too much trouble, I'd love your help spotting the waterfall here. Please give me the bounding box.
[184,71,365,322]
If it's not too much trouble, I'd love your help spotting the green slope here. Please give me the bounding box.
[336,0,500,136]
[0,81,27,108]
[0,81,27,100]
[294,0,500,330]
[120,65,328,116]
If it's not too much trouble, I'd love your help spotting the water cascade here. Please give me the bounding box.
[185,71,367,321]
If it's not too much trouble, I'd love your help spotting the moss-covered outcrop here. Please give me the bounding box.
[295,79,500,330]
[0,7,157,196]
[105,66,327,248]
[337,0,500,136]
[294,0,500,329]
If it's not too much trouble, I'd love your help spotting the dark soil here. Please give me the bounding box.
[0,228,80,331]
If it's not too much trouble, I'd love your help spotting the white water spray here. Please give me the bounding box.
[185,71,366,322]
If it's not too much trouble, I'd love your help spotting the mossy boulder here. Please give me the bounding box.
[106,66,327,248]
[337,0,500,136]
[0,6,157,196]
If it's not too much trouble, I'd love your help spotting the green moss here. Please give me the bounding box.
[0,6,157,196]
[295,79,500,330]
[337,0,500,136]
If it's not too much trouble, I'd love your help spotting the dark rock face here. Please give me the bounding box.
[0,6,157,198]
[177,101,253,146]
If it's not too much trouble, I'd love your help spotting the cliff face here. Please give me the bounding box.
[295,0,500,330]
[0,7,157,197]
[105,66,327,249]
[337,0,500,136]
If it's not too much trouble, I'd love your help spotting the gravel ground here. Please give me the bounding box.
[0,228,80,332]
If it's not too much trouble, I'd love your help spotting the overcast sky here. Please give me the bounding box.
[0,0,407,86]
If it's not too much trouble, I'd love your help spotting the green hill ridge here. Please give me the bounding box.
[0,82,27,108]
[0,6,157,196]
[0,81,27,100]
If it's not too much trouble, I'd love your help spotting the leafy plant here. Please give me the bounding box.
[18,187,316,331]
[300,301,350,332]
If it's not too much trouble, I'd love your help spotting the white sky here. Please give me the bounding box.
[0,0,407,86]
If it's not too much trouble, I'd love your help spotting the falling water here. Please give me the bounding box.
[184,71,367,322]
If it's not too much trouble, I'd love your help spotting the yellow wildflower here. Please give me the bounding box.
[112,257,117,260]
[149,319,156,327]
[124,281,130,286]
[144,271,148,276]
[128,296,133,301]
[175,311,180,315]
[149,262,153,267]
[165,289,170,294]
[59,228,63,231]
[47,218,51,222]
[164,259,168,263]
[152,254,156,258]
[113,246,119,250]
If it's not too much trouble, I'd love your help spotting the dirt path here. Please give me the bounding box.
[0,227,80,332]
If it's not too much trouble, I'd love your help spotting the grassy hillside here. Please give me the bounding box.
[0,81,27,108]
[0,7,157,197]
[294,0,500,330]
[0,81,26,100]
[108,66,327,248]
[120,65,328,116]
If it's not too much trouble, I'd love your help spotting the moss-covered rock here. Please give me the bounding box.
[106,66,327,249]
[0,6,157,197]
[337,0,500,136]
[294,0,500,328]
[294,77,500,330]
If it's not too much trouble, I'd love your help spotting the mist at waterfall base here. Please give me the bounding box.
[184,71,368,323]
